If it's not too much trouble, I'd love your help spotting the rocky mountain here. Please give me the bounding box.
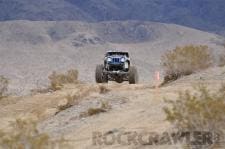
[0,0,225,35]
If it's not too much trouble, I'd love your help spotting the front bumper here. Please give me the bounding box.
[103,70,129,82]
[103,70,128,75]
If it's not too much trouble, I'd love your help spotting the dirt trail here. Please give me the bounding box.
[37,82,184,149]
[39,66,225,148]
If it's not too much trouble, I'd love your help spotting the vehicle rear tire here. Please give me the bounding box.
[95,64,108,83]
[129,66,138,84]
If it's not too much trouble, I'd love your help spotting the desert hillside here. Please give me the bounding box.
[0,20,224,95]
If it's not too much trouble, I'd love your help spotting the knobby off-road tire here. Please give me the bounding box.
[129,66,138,84]
[95,64,108,83]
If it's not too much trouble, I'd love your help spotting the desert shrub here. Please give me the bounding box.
[99,85,110,94]
[100,100,112,110]
[164,84,225,148]
[161,45,212,83]
[0,76,9,99]
[57,94,78,112]
[80,101,111,118]
[87,108,107,116]
[0,118,71,149]
[0,118,50,149]
[48,69,79,91]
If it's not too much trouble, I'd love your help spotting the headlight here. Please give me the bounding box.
[107,57,112,62]
[120,57,125,62]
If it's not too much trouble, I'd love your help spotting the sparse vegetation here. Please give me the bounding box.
[99,85,110,94]
[164,84,225,147]
[87,108,107,116]
[0,118,50,148]
[161,45,213,84]
[100,100,112,110]
[0,75,9,99]
[0,118,71,148]
[56,84,101,114]
[48,69,79,91]
[57,94,79,112]
[80,100,111,117]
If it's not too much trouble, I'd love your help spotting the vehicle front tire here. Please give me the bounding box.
[102,74,108,83]
[95,64,108,83]
[129,66,138,84]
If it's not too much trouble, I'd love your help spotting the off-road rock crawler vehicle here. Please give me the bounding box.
[95,51,138,84]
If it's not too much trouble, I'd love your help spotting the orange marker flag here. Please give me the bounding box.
[155,71,160,87]
[156,71,160,81]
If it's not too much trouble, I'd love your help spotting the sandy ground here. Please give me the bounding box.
[1,66,225,148]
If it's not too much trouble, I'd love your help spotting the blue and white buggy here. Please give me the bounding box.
[95,51,138,84]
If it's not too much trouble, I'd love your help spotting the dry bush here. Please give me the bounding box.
[88,100,111,116]
[80,101,111,117]
[99,85,110,94]
[161,45,213,84]
[0,118,50,148]
[100,100,112,110]
[48,69,79,91]
[87,108,107,116]
[0,76,9,99]
[0,118,71,149]
[57,94,78,112]
[164,84,225,148]
[57,84,101,113]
